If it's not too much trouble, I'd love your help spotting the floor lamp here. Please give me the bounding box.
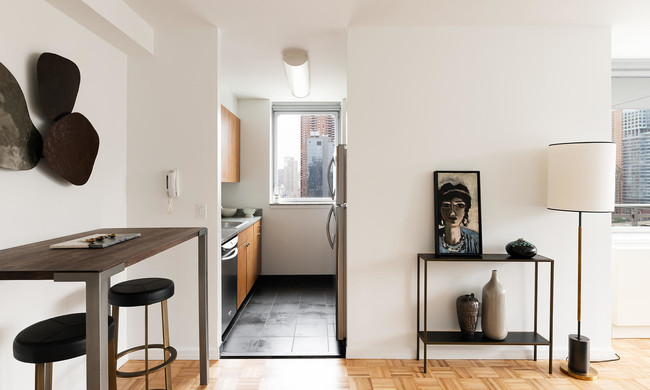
[547,141,615,380]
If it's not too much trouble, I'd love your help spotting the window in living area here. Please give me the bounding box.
[611,72,650,226]
[271,103,340,204]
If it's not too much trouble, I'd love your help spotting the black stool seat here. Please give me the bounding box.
[109,278,174,307]
[13,313,115,364]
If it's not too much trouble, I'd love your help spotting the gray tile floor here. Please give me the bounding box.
[221,275,343,357]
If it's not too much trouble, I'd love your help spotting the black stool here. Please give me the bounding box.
[13,313,117,390]
[109,278,177,390]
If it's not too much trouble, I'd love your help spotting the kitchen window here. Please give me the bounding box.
[271,102,340,204]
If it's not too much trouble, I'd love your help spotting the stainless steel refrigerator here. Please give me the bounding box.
[327,144,347,341]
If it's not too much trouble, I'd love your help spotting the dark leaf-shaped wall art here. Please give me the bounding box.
[37,53,80,121]
[0,62,43,170]
[43,112,99,186]
[38,52,100,186]
[1,52,100,185]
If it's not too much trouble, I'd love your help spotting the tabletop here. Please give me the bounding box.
[417,253,553,263]
[0,227,206,280]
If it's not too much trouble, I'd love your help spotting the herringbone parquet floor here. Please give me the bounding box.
[116,339,650,389]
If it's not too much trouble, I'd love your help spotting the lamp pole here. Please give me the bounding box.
[577,211,582,340]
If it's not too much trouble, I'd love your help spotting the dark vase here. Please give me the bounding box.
[456,293,479,339]
[505,238,537,258]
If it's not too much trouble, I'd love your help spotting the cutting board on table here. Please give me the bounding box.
[50,233,141,249]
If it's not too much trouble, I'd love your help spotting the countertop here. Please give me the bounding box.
[222,216,261,244]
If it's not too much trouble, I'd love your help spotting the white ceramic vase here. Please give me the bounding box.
[481,269,507,340]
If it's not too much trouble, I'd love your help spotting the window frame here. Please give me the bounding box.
[612,68,650,228]
[271,102,341,205]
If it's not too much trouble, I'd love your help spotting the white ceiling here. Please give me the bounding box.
[125,0,650,102]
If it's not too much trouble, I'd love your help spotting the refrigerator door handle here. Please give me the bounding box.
[327,156,336,200]
[326,205,336,249]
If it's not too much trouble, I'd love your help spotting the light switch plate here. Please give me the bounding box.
[196,203,207,219]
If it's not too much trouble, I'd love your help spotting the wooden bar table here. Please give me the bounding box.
[0,227,209,390]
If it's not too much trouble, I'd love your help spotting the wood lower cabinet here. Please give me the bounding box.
[236,220,262,308]
[221,105,240,183]
[246,221,262,292]
[236,236,248,308]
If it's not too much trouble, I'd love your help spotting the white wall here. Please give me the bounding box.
[0,1,127,388]
[346,26,614,360]
[220,82,238,116]
[222,99,335,275]
[126,26,221,358]
[611,229,650,337]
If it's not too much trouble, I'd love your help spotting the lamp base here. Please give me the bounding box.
[560,334,598,380]
[560,361,598,380]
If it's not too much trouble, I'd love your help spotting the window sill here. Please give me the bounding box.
[269,203,332,209]
[612,226,650,246]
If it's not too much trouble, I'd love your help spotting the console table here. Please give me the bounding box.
[0,227,209,390]
[417,253,554,374]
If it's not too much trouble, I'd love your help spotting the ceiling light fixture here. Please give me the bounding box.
[283,50,310,98]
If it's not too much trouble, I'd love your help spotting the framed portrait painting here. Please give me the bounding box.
[434,171,482,256]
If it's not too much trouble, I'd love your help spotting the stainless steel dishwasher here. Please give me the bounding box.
[221,236,238,337]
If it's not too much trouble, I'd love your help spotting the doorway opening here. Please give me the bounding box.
[221,275,344,357]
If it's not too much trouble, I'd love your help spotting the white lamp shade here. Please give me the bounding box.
[283,53,310,98]
[547,142,616,212]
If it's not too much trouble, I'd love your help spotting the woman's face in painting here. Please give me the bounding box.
[441,197,466,228]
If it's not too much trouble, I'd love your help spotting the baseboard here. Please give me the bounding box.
[612,325,650,338]
[346,345,617,361]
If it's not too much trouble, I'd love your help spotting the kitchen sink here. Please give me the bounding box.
[221,221,247,229]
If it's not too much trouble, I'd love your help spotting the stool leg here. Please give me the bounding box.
[161,299,172,390]
[109,333,117,390]
[34,363,44,390]
[111,306,119,390]
[45,363,52,390]
[145,304,149,390]
[34,362,52,390]
[112,305,120,354]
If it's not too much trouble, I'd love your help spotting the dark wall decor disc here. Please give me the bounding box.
[43,113,99,185]
[37,53,80,121]
[0,62,42,170]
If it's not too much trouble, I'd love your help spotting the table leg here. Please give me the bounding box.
[416,255,420,361]
[55,264,124,390]
[534,262,538,361]
[424,259,427,374]
[198,229,209,385]
[549,261,554,374]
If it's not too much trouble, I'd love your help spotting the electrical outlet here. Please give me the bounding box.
[196,203,207,219]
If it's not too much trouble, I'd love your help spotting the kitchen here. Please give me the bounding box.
[219,101,347,357]
[0,1,349,384]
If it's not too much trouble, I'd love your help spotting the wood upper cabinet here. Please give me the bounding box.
[221,105,240,182]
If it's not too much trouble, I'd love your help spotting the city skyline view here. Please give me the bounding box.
[274,113,336,200]
[612,108,650,226]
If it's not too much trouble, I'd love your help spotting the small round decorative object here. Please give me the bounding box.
[506,238,537,258]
